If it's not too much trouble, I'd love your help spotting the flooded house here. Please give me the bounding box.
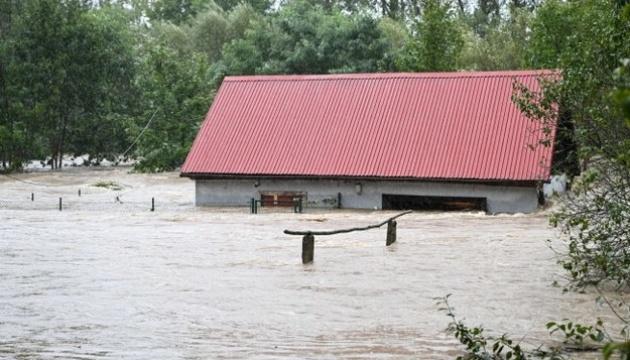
[181,71,557,214]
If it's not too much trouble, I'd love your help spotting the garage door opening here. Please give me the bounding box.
[382,194,487,212]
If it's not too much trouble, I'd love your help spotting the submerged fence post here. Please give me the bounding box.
[386,220,397,246]
[302,234,314,264]
[293,197,303,213]
[31,193,34,201]
[151,197,155,212]
[59,197,62,211]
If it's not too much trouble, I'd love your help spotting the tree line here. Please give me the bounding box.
[0,0,602,172]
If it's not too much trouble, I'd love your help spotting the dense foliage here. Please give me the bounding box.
[1,0,139,169]
[0,0,573,172]
[443,1,630,358]
[514,0,630,293]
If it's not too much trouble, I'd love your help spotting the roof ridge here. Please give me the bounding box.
[224,70,556,82]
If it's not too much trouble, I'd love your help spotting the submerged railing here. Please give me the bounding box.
[1,190,158,212]
[283,210,412,264]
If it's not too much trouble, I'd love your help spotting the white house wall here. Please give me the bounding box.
[194,178,538,214]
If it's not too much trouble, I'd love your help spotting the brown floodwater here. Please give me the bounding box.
[0,168,619,359]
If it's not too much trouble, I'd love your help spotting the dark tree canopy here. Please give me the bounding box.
[1,0,628,178]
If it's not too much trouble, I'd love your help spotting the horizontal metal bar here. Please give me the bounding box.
[283,210,412,236]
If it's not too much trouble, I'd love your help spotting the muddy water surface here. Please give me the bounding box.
[0,168,617,359]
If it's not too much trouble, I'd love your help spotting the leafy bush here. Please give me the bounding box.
[436,295,561,360]
[134,143,190,173]
[549,164,630,291]
[438,295,630,360]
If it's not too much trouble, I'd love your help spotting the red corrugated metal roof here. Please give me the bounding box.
[181,71,557,182]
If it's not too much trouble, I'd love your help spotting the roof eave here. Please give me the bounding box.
[180,172,545,187]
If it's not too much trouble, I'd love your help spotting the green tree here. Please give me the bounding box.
[0,0,24,170]
[297,0,419,20]
[526,0,574,69]
[442,2,630,358]
[377,17,411,71]
[188,2,262,63]
[141,0,212,24]
[189,3,230,62]
[214,0,271,13]
[458,7,531,70]
[132,24,215,172]
[220,0,394,75]
[515,0,630,292]
[8,0,139,168]
[397,0,464,72]
[66,6,142,163]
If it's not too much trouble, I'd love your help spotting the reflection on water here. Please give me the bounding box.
[0,168,616,359]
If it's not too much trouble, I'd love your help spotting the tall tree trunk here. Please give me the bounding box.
[457,0,466,15]
[0,1,12,169]
[0,61,8,169]
[53,114,64,170]
[390,0,399,19]
[409,0,420,17]
[51,150,56,169]
[400,0,405,20]
[58,116,68,171]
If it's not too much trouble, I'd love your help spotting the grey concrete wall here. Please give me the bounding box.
[194,178,539,214]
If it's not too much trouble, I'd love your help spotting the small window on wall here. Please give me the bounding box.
[382,194,487,212]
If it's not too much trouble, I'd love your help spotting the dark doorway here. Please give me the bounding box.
[382,194,487,212]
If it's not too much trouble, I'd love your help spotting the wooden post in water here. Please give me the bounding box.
[250,198,258,214]
[78,189,81,197]
[386,220,397,246]
[31,193,34,201]
[151,197,155,212]
[302,234,314,264]
[59,197,62,211]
